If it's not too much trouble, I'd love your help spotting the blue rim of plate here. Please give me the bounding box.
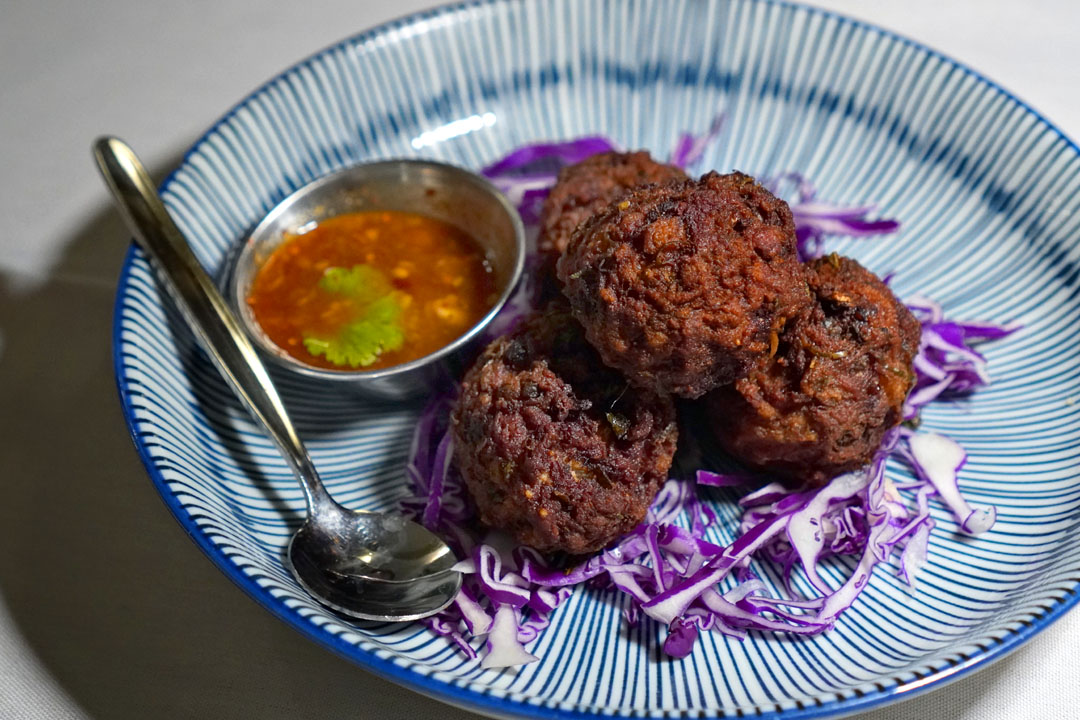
[110,0,1080,717]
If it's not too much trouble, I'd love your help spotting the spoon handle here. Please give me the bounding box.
[94,136,333,514]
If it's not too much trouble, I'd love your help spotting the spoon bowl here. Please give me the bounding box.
[94,136,463,622]
[288,506,461,621]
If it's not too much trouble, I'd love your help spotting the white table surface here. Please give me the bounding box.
[1,1,1077,717]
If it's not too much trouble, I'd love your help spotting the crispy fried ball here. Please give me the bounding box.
[537,151,687,292]
[708,254,921,485]
[450,307,678,555]
[557,171,812,398]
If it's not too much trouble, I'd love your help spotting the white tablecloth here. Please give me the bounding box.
[1,1,1077,717]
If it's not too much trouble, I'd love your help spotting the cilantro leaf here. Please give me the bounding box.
[303,265,407,368]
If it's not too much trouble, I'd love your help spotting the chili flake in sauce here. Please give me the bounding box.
[247,210,497,371]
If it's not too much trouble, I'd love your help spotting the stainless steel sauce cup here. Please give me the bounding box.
[225,159,526,400]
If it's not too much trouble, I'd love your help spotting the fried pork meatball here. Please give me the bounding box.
[558,171,812,398]
[451,307,678,555]
[537,151,687,291]
[708,254,921,485]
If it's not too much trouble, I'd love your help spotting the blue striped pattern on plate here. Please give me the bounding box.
[113,0,1080,717]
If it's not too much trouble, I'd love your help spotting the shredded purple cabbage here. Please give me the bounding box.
[670,114,726,169]
[763,171,901,261]
[481,136,619,225]
[696,469,753,488]
[902,295,1020,416]
[399,128,1018,666]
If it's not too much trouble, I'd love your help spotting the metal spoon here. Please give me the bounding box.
[94,137,462,622]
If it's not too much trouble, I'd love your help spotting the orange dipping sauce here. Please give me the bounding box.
[247,211,497,371]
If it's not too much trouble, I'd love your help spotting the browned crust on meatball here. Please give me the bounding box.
[557,171,812,398]
[708,254,921,485]
[450,307,678,555]
[537,151,687,293]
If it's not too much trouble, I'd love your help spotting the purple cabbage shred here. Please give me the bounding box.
[398,129,1018,666]
[763,171,901,261]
